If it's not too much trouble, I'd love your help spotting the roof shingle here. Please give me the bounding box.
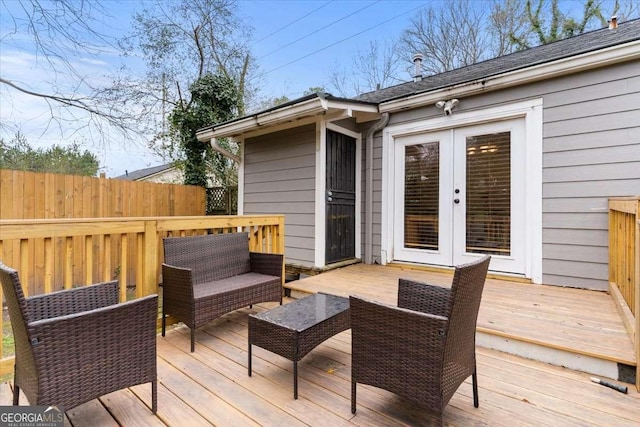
[355,18,640,104]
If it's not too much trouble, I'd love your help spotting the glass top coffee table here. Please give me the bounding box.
[248,292,350,399]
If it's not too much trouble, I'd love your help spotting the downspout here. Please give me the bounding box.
[210,137,241,163]
[364,112,389,264]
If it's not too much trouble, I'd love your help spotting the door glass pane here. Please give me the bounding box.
[466,132,510,255]
[404,142,439,250]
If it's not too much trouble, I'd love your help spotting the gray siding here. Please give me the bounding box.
[372,60,640,290]
[370,135,384,264]
[541,62,640,289]
[244,124,316,266]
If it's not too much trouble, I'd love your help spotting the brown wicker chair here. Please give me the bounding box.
[0,262,158,413]
[350,255,491,425]
[162,232,283,352]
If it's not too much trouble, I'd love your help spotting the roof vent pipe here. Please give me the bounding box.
[412,53,423,82]
[609,15,618,29]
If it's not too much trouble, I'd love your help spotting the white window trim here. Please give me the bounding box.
[381,98,543,283]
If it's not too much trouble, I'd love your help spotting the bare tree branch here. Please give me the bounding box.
[0,0,152,145]
[329,39,405,98]
[399,0,489,76]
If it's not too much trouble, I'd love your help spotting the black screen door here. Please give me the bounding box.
[325,130,356,264]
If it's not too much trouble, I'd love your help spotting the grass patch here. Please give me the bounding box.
[3,308,13,358]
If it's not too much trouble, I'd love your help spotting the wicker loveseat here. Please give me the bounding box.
[162,232,283,352]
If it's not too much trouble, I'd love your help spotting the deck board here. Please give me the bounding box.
[67,401,118,427]
[287,264,636,365]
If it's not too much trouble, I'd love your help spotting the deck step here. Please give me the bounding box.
[286,286,636,385]
[476,328,635,384]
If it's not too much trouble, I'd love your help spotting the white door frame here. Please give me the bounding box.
[381,98,543,283]
[314,119,363,268]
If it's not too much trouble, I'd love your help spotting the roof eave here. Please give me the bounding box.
[197,96,379,141]
[379,39,640,113]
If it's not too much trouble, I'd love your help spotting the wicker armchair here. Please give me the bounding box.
[350,255,491,425]
[0,262,158,413]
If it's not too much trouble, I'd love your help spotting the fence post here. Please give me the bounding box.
[142,220,159,297]
[277,216,286,255]
[278,216,286,286]
[636,205,640,392]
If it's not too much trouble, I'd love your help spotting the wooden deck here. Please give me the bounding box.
[1,299,638,426]
[1,263,638,426]
[288,263,636,368]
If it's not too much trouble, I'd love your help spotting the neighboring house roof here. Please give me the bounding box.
[355,18,640,104]
[197,18,640,141]
[114,163,177,181]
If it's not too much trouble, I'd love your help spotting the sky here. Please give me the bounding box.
[0,0,626,178]
[239,0,424,99]
[1,0,426,177]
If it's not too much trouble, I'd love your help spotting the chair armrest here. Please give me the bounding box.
[350,295,448,376]
[162,264,195,299]
[398,278,451,317]
[28,295,158,377]
[351,295,448,340]
[249,252,284,278]
[26,280,119,322]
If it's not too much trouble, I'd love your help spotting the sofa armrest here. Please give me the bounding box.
[27,280,120,322]
[249,252,284,278]
[398,278,451,317]
[162,263,195,299]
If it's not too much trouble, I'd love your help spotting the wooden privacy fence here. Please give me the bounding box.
[0,214,285,375]
[0,169,207,290]
[0,169,206,220]
[608,196,640,391]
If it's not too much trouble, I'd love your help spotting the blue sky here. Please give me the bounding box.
[0,0,626,177]
[238,0,423,99]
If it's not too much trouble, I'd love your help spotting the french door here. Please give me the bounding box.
[393,119,526,274]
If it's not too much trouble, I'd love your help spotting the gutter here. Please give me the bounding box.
[197,96,328,141]
[364,112,389,264]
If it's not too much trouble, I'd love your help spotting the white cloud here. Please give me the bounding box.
[0,49,163,178]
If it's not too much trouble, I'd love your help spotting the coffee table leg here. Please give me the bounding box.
[248,343,252,377]
[293,360,298,399]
